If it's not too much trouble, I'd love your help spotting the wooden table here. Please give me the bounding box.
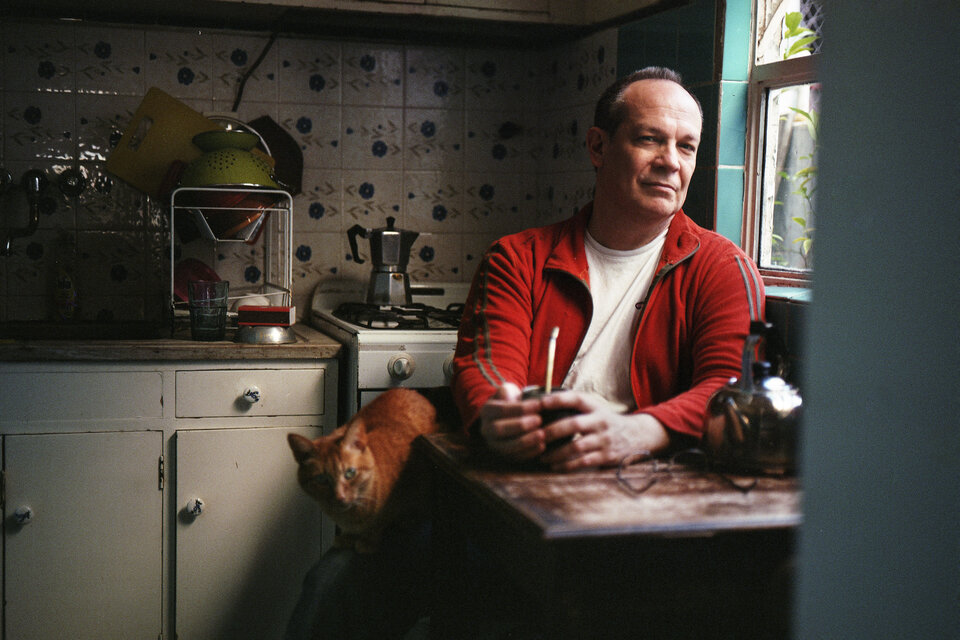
[414,433,802,640]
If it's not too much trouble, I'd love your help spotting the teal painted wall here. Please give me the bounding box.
[616,0,751,243]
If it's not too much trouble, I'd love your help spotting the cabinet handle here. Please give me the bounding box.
[241,386,261,404]
[185,498,204,517]
[14,505,33,525]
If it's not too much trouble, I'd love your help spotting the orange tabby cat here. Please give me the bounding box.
[287,388,440,553]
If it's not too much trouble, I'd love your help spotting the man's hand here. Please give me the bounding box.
[535,390,671,471]
[479,385,671,469]
[477,382,548,461]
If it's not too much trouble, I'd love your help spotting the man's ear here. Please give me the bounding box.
[586,126,607,169]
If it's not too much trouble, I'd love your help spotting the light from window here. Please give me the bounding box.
[759,82,819,271]
[747,0,822,280]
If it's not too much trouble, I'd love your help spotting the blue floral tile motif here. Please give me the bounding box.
[244,265,262,284]
[341,107,402,168]
[418,245,435,262]
[343,44,403,106]
[404,109,463,170]
[230,48,248,66]
[309,203,326,219]
[406,47,463,109]
[296,245,312,262]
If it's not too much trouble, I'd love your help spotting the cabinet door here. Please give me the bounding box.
[175,426,326,640]
[3,431,163,640]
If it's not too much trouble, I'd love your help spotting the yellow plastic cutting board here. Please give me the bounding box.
[106,88,220,199]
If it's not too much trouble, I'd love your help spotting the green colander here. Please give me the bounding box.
[180,131,280,188]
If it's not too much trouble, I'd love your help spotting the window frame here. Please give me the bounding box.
[744,36,819,287]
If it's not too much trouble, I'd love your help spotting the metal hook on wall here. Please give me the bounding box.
[1,168,48,256]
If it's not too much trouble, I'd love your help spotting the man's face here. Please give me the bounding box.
[588,79,702,224]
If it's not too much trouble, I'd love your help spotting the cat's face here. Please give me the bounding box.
[288,422,376,518]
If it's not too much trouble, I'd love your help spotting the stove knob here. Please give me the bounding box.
[387,353,415,380]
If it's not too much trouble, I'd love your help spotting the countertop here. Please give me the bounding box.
[0,323,342,362]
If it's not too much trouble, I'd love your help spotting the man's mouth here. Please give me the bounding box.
[643,181,677,192]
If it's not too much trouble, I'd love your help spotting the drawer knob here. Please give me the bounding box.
[14,505,33,525]
[242,386,261,404]
[185,498,205,517]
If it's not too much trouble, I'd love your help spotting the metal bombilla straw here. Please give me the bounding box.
[545,326,559,393]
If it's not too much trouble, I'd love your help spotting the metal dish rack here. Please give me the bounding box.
[169,186,293,329]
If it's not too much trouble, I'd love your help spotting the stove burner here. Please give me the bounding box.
[333,302,464,330]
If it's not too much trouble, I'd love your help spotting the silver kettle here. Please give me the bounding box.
[703,321,802,475]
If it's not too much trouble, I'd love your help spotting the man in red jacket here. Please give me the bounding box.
[452,67,764,470]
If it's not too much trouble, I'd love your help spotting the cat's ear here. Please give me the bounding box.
[342,420,368,452]
[287,433,315,462]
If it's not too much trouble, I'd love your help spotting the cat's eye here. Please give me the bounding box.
[343,467,357,480]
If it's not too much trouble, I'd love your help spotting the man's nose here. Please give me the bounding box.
[654,143,681,170]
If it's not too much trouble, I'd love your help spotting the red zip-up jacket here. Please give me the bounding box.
[451,203,764,442]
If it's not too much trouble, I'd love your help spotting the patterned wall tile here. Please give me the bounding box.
[290,230,341,315]
[407,231,461,282]
[464,109,525,174]
[403,171,463,234]
[462,171,528,235]
[3,90,76,161]
[464,48,528,111]
[342,43,404,107]
[77,93,140,162]
[143,29,215,101]
[294,169,342,233]
[210,32,279,105]
[2,21,76,93]
[341,107,402,170]
[0,16,631,325]
[403,108,463,171]
[278,102,341,171]
[76,163,147,230]
[341,169,403,230]
[405,46,464,109]
[74,25,145,96]
[277,37,341,106]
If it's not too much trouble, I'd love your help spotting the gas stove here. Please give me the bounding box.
[331,301,464,331]
[310,281,471,421]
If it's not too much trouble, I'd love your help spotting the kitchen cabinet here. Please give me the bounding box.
[175,426,325,640]
[0,347,338,640]
[3,431,163,640]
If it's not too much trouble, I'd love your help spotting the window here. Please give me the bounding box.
[745,0,822,285]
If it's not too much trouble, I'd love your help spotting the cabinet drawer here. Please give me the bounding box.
[175,368,326,418]
[0,371,163,423]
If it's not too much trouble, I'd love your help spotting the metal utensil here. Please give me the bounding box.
[545,326,559,393]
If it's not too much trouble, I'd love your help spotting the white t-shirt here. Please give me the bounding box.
[562,227,668,411]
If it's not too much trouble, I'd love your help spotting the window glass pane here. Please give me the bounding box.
[756,0,823,65]
[759,82,819,271]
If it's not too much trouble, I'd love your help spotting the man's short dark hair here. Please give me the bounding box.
[593,67,703,135]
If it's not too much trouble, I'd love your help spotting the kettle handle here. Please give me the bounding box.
[347,224,367,264]
[740,321,773,390]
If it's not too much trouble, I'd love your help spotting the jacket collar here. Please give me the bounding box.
[544,201,702,278]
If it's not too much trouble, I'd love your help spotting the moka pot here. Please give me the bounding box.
[347,216,420,305]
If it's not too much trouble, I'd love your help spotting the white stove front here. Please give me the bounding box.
[309,281,470,421]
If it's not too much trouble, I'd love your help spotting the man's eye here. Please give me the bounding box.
[344,467,357,480]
